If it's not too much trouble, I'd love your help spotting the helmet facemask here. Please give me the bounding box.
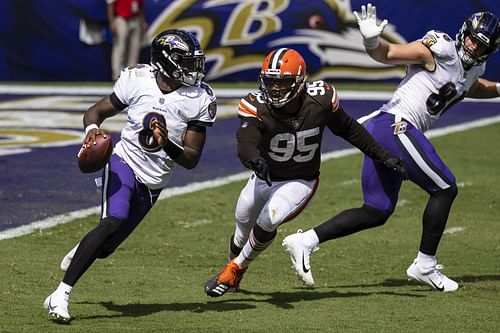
[259,74,305,108]
[157,49,205,86]
[456,12,500,69]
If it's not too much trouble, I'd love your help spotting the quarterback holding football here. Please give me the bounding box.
[43,29,217,322]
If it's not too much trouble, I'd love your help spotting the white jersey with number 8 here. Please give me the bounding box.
[112,64,216,189]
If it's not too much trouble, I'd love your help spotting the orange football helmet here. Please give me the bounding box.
[259,48,307,108]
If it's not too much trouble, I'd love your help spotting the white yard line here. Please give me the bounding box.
[443,227,466,235]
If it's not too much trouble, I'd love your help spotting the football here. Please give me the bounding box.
[77,134,113,173]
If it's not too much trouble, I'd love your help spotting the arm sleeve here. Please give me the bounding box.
[109,92,128,111]
[236,117,262,167]
[327,105,388,161]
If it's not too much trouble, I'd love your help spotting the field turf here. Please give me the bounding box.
[1,122,499,332]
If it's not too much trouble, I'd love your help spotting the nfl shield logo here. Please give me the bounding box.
[159,98,165,104]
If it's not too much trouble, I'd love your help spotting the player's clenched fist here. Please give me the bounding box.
[152,118,168,147]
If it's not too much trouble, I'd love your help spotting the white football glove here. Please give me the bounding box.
[353,3,388,50]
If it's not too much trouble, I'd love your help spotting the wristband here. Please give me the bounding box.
[496,82,500,96]
[163,139,184,159]
[363,37,380,50]
[85,124,99,135]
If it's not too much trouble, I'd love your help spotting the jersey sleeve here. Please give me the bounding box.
[327,106,388,162]
[236,116,262,165]
[112,71,131,107]
[326,82,340,111]
[188,82,217,127]
[421,30,456,61]
[307,80,339,113]
[238,93,262,120]
[112,64,151,107]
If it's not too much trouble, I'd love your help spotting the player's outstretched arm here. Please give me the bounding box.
[353,3,434,68]
[466,78,500,98]
[327,106,408,179]
[353,3,387,50]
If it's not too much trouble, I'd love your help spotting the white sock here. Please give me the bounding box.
[302,229,320,248]
[416,251,436,269]
[57,282,73,295]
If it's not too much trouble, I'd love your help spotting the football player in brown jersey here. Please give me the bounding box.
[204,48,407,297]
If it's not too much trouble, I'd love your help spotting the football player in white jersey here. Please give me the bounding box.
[283,4,500,292]
[43,29,216,322]
[204,48,407,297]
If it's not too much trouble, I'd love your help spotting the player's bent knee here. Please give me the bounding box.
[432,183,458,201]
[94,217,123,258]
[253,224,277,243]
[99,216,122,235]
[97,249,113,259]
[444,183,458,199]
[362,205,391,227]
[256,219,276,233]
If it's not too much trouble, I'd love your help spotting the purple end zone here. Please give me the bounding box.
[0,99,498,229]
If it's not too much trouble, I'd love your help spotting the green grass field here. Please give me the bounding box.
[2,123,499,333]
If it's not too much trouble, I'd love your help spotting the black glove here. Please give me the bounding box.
[246,158,272,186]
[382,154,409,180]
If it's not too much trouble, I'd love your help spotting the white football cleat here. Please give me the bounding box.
[406,259,459,292]
[43,290,71,322]
[60,243,79,272]
[282,230,318,287]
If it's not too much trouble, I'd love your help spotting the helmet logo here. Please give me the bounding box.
[472,16,479,29]
[157,35,190,52]
[422,35,437,47]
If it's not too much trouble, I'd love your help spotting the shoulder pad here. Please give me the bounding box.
[306,80,339,111]
[117,64,151,82]
[421,30,455,59]
[325,81,340,111]
[238,93,261,120]
[200,82,216,97]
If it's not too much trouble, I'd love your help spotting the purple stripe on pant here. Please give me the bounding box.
[99,154,162,256]
[361,112,455,214]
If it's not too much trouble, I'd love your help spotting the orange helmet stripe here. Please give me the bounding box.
[261,48,306,76]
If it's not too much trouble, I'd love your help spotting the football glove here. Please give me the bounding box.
[382,154,409,180]
[247,158,272,186]
[353,3,388,50]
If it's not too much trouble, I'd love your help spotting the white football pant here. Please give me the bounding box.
[233,174,319,247]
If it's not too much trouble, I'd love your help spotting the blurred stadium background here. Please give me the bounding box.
[1,0,499,82]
